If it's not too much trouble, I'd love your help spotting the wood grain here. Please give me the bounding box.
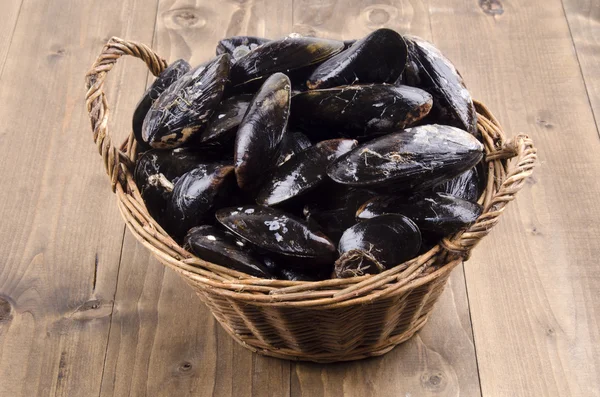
[0,0,158,395]
[100,1,294,396]
[289,1,482,396]
[426,0,600,395]
[0,0,22,78]
[562,0,600,132]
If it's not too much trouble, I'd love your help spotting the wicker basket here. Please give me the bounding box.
[85,37,537,363]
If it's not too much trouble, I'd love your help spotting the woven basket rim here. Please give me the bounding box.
[85,36,538,310]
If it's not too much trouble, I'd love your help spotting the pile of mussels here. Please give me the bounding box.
[133,29,486,281]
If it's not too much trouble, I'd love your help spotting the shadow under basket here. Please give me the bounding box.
[85,37,537,363]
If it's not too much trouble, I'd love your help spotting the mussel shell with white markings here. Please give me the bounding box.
[403,35,478,136]
[134,148,220,223]
[230,36,344,86]
[133,59,191,151]
[216,36,270,59]
[291,84,432,138]
[432,167,482,203]
[143,54,231,149]
[327,124,484,191]
[164,163,236,239]
[234,73,291,192]
[184,225,273,278]
[356,192,483,235]
[257,138,358,206]
[216,205,337,268]
[307,28,407,89]
[134,147,225,186]
[198,94,253,145]
[335,214,421,278]
[276,131,312,166]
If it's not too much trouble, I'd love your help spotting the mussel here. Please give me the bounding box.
[327,124,484,191]
[133,59,191,151]
[216,36,270,60]
[184,225,272,278]
[402,36,478,136]
[230,36,344,86]
[335,214,421,278]
[356,192,483,235]
[303,187,378,242]
[164,163,236,239]
[256,138,358,206]
[432,167,482,203]
[198,94,253,145]
[276,131,312,166]
[279,268,329,281]
[134,148,220,222]
[142,54,231,148]
[234,73,291,192]
[307,29,407,89]
[134,147,225,185]
[291,84,432,137]
[216,205,337,268]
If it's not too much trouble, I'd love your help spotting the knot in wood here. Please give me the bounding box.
[0,297,13,322]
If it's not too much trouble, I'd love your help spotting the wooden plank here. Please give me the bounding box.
[426,0,600,395]
[99,1,294,396]
[0,0,159,395]
[562,0,600,132]
[0,0,22,77]
[290,1,482,396]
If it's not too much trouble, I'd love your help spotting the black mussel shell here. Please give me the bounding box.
[304,207,354,244]
[198,94,253,145]
[335,214,421,278]
[419,232,442,255]
[216,205,337,268]
[165,164,236,239]
[134,147,225,186]
[133,59,191,151]
[216,36,270,59]
[403,35,478,136]
[143,54,231,149]
[303,187,378,242]
[134,148,215,223]
[398,38,421,86]
[356,192,483,235]
[291,84,432,137]
[261,256,280,274]
[230,36,344,86]
[257,138,358,206]
[342,39,356,50]
[432,167,481,203]
[135,173,174,225]
[279,268,330,281]
[327,124,484,191]
[184,225,272,278]
[276,131,312,166]
[235,73,291,192]
[307,29,407,89]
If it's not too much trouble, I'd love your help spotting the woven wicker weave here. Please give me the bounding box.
[85,37,537,363]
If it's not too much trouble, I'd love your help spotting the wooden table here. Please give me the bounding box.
[0,0,599,395]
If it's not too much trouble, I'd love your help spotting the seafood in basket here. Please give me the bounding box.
[132,28,488,280]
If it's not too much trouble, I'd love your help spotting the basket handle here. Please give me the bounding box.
[441,134,537,259]
[85,37,168,191]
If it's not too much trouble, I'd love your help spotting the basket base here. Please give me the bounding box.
[217,314,429,363]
